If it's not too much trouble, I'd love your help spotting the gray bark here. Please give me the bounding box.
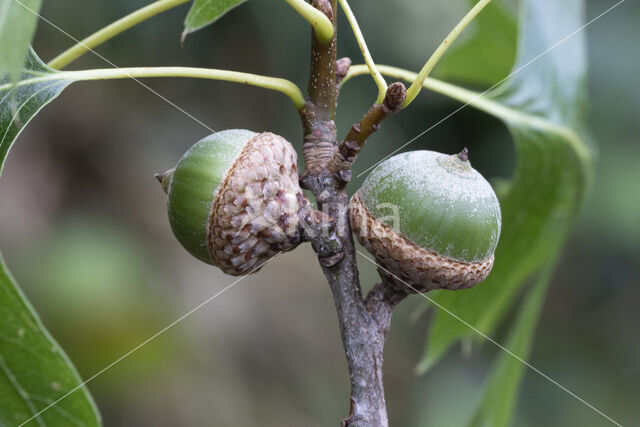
[298,2,409,425]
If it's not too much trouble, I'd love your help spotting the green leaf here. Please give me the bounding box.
[0,49,100,425]
[1,48,75,176]
[468,264,553,427]
[418,0,591,373]
[182,0,247,42]
[0,0,42,83]
[435,0,518,87]
[0,253,101,426]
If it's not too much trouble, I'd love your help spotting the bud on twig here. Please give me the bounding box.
[336,57,352,84]
[382,82,407,111]
[312,0,333,20]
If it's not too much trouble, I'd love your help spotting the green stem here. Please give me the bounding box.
[6,66,305,109]
[48,0,192,70]
[342,64,591,164]
[284,0,334,43]
[338,0,387,103]
[403,0,491,107]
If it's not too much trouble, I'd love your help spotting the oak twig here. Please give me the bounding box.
[365,270,411,334]
[328,82,406,175]
[299,0,339,174]
[298,1,408,425]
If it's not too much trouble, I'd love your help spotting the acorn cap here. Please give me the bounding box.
[350,150,501,291]
[163,129,307,275]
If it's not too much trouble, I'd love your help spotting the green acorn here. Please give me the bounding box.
[157,129,309,275]
[350,149,501,292]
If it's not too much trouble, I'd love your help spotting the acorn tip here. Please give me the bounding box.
[458,147,469,162]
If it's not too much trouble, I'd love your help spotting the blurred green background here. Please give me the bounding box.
[0,0,638,425]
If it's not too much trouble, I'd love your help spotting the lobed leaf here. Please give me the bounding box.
[418,0,592,373]
[182,0,247,43]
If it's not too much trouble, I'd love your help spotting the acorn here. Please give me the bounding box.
[350,149,501,292]
[157,129,309,275]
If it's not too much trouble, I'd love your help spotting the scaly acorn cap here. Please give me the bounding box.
[350,149,501,292]
[158,129,309,275]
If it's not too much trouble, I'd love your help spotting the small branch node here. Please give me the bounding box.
[341,397,360,427]
[364,272,410,332]
[301,207,344,266]
[345,140,359,151]
[375,267,413,295]
[382,82,407,111]
[320,251,344,267]
[318,190,332,202]
[302,125,338,173]
[336,57,352,83]
[338,169,352,183]
[312,0,334,20]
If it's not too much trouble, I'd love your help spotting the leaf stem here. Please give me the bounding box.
[338,0,387,103]
[284,0,334,43]
[47,0,192,70]
[403,0,491,107]
[7,66,305,109]
[343,64,591,163]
